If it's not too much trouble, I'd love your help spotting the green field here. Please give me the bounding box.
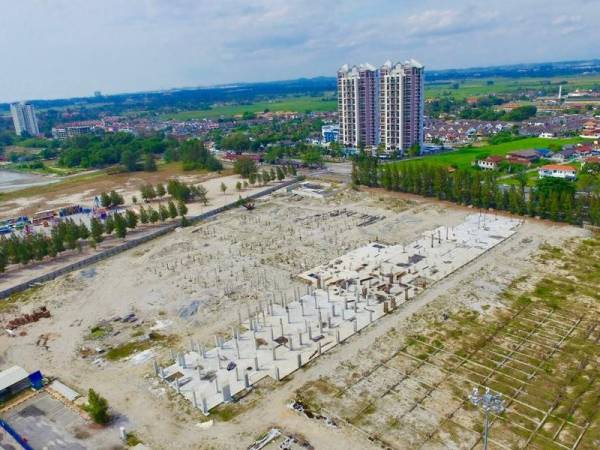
[158,74,600,120]
[160,95,337,120]
[401,137,586,169]
[501,169,541,187]
[425,74,600,100]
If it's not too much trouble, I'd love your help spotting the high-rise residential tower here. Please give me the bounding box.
[10,102,40,136]
[337,63,379,148]
[337,59,424,153]
[379,59,424,152]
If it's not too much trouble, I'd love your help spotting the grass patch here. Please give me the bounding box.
[105,332,172,361]
[88,324,112,340]
[425,74,600,100]
[125,432,142,446]
[396,137,585,170]
[0,286,41,312]
[160,95,337,120]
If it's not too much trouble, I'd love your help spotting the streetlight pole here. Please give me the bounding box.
[469,387,505,450]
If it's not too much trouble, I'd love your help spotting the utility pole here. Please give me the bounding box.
[469,387,505,450]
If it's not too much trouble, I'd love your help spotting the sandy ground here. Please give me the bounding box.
[0,174,290,291]
[0,185,589,450]
[0,164,235,219]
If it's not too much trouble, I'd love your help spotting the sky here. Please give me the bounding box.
[1,0,599,102]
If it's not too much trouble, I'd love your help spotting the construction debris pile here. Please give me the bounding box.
[6,306,51,330]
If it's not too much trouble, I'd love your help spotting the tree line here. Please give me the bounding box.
[352,156,600,226]
[0,200,190,273]
[58,133,222,173]
[231,157,297,185]
[139,179,208,204]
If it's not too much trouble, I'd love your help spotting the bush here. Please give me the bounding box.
[84,389,110,424]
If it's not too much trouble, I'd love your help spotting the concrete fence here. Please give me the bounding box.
[0,178,299,300]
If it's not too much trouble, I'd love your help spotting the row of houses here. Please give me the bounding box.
[424,115,598,145]
[425,119,510,145]
[477,143,600,170]
[475,144,600,180]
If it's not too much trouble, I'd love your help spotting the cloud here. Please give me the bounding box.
[0,0,599,102]
[552,15,584,35]
[405,8,499,37]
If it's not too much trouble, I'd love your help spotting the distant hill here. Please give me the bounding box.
[425,59,600,82]
[2,59,599,115]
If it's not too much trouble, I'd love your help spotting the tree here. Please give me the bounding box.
[236,181,242,192]
[166,179,190,202]
[180,139,222,171]
[100,192,111,208]
[249,173,257,186]
[114,213,127,238]
[177,201,188,217]
[0,247,7,273]
[140,184,156,202]
[262,171,270,184]
[221,132,251,153]
[505,105,537,121]
[78,222,90,240]
[143,153,157,172]
[148,207,160,223]
[233,158,258,178]
[194,185,209,205]
[139,206,149,224]
[65,222,78,250]
[85,389,110,425]
[109,190,124,207]
[156,183,166,198]
[104,215,115,234]
[90,218,104,243]
[301,149,323,167]
[121,149,139,172]
[167,200,178,219]
[276,166,285,181]
[159,204,170,221]
[132,195,138,204]
[125,210,138,229]
[220,182,227,194]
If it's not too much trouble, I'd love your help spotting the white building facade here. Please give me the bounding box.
[10,102,40,136]
[337,63,380,148]
[379,60,424,152]
[538,165,577,179]
[337,59,424,154]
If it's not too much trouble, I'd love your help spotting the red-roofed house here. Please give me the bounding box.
[584,156,600,166]
[538,164,577,180]
[477,155,504,170]
[573,144,594,158]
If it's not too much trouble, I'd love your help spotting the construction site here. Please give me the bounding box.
[0,183,597,450]
[159,213,521,414]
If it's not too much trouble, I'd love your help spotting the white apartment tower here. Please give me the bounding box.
[337,63,379,148]
[337,59,424,153]
[380,59,424,152]
[10,102,40,136]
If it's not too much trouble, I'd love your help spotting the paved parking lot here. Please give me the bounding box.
[0,428,21,450]
[2,392,121,450]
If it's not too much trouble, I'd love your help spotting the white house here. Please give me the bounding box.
[538,165,577,180]
[539,132,555,139]
[477,155,504,170]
